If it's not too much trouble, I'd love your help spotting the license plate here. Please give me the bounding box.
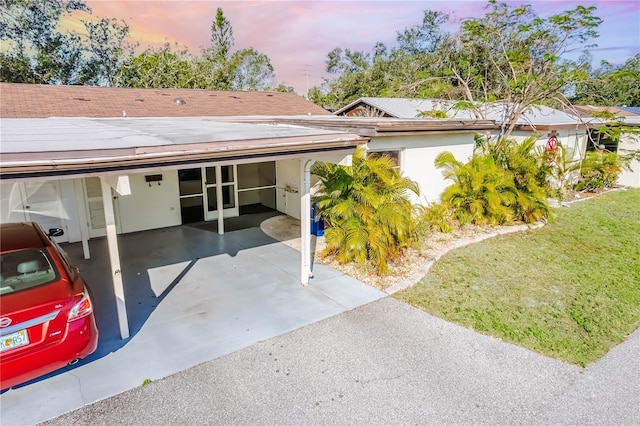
[1,329,30,352]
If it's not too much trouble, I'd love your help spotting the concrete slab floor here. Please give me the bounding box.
[0,221,385,425]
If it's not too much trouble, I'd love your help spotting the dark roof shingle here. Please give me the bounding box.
[0,83,331,118]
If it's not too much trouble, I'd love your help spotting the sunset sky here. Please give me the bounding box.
[73,0,640,94]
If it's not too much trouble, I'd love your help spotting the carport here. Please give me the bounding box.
[0,117,367,339]
[0,215,386,425]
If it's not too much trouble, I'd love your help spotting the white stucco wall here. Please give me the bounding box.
[368,132,476,205]
[617,134,640,187]
[116,171,182,234]
[507,129,587,161]
[276,159,302,219]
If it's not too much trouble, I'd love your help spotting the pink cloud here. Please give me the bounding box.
[79,0,639,94]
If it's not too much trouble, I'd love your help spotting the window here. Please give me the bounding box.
[0,249,59,295]
[369,150,401,168]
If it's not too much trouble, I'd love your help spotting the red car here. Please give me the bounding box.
[0,222,98,390]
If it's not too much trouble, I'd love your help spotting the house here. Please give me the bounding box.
[330,97,599,201]
[0,83,366,338]
[0,83,344,239]
[228,115,498,205]
[336,97,591,156]
[618,106,640,116]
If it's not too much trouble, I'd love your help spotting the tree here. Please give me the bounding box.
[0,52,39,83]
[0,0,135,85]
[308,44,400,110]
[230,48,274,91]
[1,3,276,90]
[0,0,89,83]
[577,150,628,192]
[311,1,608,142]
[570,54,640,106]
[117,44,197,88]
[115,7,278,91]
[311,147,420,275]
[435,152,517,226]
[444,1,602,140]
[209,7,234,62]
[273,82,294,93]
[199,7,275,91]
[435,135,552,226]
[80,17,137,86]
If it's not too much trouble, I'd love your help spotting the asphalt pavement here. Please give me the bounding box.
[40,297,639,425]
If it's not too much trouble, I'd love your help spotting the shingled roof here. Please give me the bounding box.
[0,83,331,118]
[568,105,639,118]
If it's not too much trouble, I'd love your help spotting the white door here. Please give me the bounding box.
[83,177,121,238]
[22,181,66,234]
[203,165,239,221]
[0,181,68,242]
[0,182,28,223]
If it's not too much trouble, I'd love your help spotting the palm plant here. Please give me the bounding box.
[435,151,517,225]
[473,135,552,223]
[577,150,627,192]
[311,147,420,275]
[498,137,551,222]
[420,202,455,233]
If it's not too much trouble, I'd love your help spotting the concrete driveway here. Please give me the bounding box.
[0,222,385,425]
[41,298,640,425]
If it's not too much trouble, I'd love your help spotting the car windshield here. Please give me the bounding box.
[0,249,59,296]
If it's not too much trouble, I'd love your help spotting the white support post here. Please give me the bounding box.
[300,159,315,286]
[81,238,90,260]
[73,180,91,259]
[215,166,224,235]
[100,177,130,339]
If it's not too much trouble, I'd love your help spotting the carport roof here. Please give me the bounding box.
[0,117,367,178]
[215,115,498,136]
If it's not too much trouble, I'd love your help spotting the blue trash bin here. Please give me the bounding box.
[310,203,324,236]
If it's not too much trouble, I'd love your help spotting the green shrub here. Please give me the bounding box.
[435,152,517,226]
[436,136,551,226]
[577,150,625,192]
[312,147,421,275]
[421,202,455,233]
[494,137,551,222]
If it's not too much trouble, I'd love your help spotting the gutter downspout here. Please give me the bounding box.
[300,159,315,286]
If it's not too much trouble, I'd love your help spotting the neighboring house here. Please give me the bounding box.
[335,98,591,161]
[328,97,592,203]
[235,116,498,205]
[618,106,640,116]
[0,83,365,338]
[568,105,640,188]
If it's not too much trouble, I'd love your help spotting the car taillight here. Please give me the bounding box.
[68,292,93,322]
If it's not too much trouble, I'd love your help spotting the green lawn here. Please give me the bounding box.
[395,189,640,366]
